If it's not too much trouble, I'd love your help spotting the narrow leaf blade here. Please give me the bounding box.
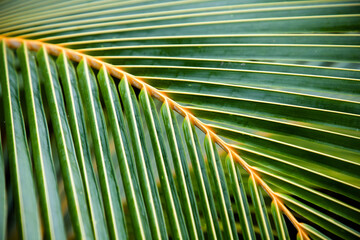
[0,40,41,240]
[226,154,255,240]
[35,47,93,239]
[77,59,127,239]
[17,44,67,240]
[119,76,168,240]
[204,135,237,240]
[56,53,109,240]
[182,117,222,239]
[139,88,188,239]
[161,102,204,240]
[98,67,151,239]
[0,122,7,240]
[271,200,289,240]
[248,174,274,240]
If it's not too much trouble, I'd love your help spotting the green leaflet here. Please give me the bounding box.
[17,43,68,239]
[219,127,360,202]
[3,1,360,37]
[182,117,221,239]
[139,88,188,239]
[56,53,109,240]
[86,44,360,63]
[35,46,93,239]
[301,223,331,240]
[204,135,237,240]
[271,200,289,240]
[119,76,167,240]
[163,92,360,137]
[98,67,151,240]
[17,44,66,240]
[248,175,274,240]
[279,193,360,239]
[77,60,127,240]
[31,4,360,43]
[160,102,203,240]
[5,1,360,39]
[0,41,41,240]
[0,119,6,240]
[256,166,360,225]
[205,119,359,179]
[226,155,255,240]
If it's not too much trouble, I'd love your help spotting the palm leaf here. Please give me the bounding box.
[0,0,359,239]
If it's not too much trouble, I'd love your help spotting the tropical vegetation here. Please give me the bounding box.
[0,0,359,239]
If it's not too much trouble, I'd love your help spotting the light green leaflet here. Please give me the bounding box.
[279,193,360,239]
[119,76,167,240]
[226,154,255,240]
[301,223,331,240]
[56,53,109,240]
[255,166,360,225]
[248,174,274,240]
[271,200,289,240]
[0,117,6,240]
[0,41,41,240]
[139,87,188,239]
[182,118,221,239]
[160,101,203,240]
[77,59,127,240]
[204,135,237,240]
[35,47,93,239]
[98,67,151,239]
[17,44,66,240]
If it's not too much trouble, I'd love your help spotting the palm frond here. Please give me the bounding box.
[0,0,359,239]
